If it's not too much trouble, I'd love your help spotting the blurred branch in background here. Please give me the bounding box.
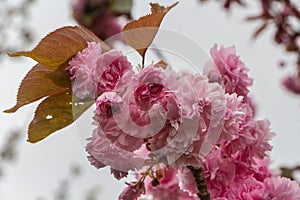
[0,130,22,179]
[35,164,102,200]
[0,0,35,61]
[200,0,300,94]
[280,165,300,181]
[84,186,102,200]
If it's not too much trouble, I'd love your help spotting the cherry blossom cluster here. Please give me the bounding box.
[66,42,300,199]
[200,0,300,95]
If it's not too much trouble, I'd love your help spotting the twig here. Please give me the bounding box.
[187,165,210,200]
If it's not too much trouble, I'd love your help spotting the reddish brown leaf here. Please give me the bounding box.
[9,26,110,70]
[5,25,113,143]
[154,60,168,69]
[4,64,69,113]
[27,90,94,143]
[122,2,178,63]
[43,65,72,88]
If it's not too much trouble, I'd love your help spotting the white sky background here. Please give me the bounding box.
[0,0,300,199]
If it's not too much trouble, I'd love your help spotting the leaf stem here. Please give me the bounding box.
[187,165,210,200]
[142,56,145,69]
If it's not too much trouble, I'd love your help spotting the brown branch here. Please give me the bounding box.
[187,165,210,200]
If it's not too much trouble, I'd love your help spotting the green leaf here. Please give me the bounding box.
[8,26,110,70]
[28,90,94,143]
[109,0,133,16]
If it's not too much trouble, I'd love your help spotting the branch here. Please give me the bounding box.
[187,165,210,200]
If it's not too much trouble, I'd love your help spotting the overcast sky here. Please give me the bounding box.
[0,0,300,199]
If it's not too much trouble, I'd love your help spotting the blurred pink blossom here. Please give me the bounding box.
[282,75,300,95]
[72,0,124,41]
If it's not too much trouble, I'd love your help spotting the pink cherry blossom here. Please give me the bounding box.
[109,66,168,142]
[204,44,253,97]
[86,126,145,172]
[244,96,257,117]
[169,72,226,168]
[202,147,236,197]
[94,92,144,152]
[133,67,165,110]
[144,166,198,200]
[252,158,273,182]
[67,42,133,99]
[144,69,202,167]
[119,182,144,200]
[264,176,300,200]
[177,167,198,196]
[87,154,106,169]
[67,42,102,99]
[88,154,128,180]
[95,49,133,94]
[94,91,123,119]
[221,119,274,164]
[71,42,297,200]
[134,83,164,111]
[227,177,267,200]
[220,93,254,141]
[201,147,275,199]
[237,119,275,163]
[233,159,272,183]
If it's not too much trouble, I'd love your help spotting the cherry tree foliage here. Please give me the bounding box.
[4,1,300,200]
